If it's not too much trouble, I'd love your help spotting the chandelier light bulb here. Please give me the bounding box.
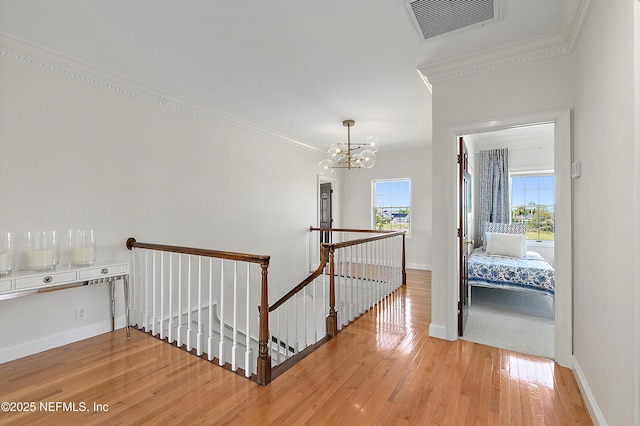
[318,159,334,175]
[365,136,380,152]
[360,149,376,168]
[328,143,345,161]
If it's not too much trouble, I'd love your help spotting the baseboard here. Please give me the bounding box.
[0,315,127,364]
[429,323,450,340]
[572,355,607,426]
[407,263,431,271]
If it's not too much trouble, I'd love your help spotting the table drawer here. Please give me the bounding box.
[15,270,79,290]
[79,264,128,280]
[0,278,12,293]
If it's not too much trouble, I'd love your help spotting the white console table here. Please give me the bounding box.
[0,261,130,337]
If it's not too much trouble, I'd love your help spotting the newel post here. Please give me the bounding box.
[326,247,338,337]
[256,262,272,385]
[402,232,407,286]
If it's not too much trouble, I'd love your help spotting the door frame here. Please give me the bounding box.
[311,175,340,270]
[448,108,572,367]
[458,137,470,336]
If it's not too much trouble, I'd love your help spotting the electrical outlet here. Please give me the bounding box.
[76,307,86,320]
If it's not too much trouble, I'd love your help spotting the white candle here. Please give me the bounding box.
[28,249,54,270]
[0,252,9,274]
[71,247,96,265]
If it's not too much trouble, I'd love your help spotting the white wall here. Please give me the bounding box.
[429,54,573,344]
[572,2,637,424]
[340,146,432,270]
[0,45,323,361]
[429,3,638,424]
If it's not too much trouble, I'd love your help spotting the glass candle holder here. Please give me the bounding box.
[0,232,13,276]
[69,229,96,266]
[27,231,58,271]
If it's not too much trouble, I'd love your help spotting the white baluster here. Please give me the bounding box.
[303,286,308,348]
[177,254,183,348]
[275,310,281,364]
[285,299,289,360]
[152,251,157,335]
[231,261,238,371]
[376,240,382,303]
[244,263,252,377]
[388,240,392,288]
[144,250,151,331]
[196,257,203,356]
[208,258,214,361]
[131,248,138,327]
[159,252,165,340]
[168,253,174,343]
[218,260,225,366]
[130,249,137,327]
[187,255,193,351]
[323,266,327,335]
[348,246,353,322]
[335,248,341,328]
[354,244,360,319]
[312,277,317,343]
[294,291,300,351]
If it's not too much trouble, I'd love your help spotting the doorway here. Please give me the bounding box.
[319,182,332,243]
[312,176,340,271]
[458,121,561,360]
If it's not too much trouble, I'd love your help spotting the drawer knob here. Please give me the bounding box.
[101,268,109,275]
[43,276,53,284]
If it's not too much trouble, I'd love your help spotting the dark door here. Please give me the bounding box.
[320,183,332,243]
[458,137,470,336]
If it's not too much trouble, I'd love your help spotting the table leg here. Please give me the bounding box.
[124,275,130,338]
[110,280,115,331]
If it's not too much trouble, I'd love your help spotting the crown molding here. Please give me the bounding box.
[0,33,320,154]
[419,0,592,84]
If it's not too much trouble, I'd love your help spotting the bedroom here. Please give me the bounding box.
[461,122,556,359]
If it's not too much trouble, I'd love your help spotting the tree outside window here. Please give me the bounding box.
[372,179,411,235]
[511,175,554,241]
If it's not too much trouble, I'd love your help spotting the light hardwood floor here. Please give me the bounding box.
[0,270,592,425]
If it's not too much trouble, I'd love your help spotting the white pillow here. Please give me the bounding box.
[485,232,526,258]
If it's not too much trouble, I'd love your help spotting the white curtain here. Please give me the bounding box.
[476,148,510,245]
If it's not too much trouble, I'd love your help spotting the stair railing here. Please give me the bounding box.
[126,228,405,385]
[266,228,406,379]
[125,238,272,384]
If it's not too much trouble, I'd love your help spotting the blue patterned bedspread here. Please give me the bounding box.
[468,249,555,296]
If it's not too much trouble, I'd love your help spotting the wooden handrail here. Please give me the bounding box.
[126,238,270,265]
[269,245,329,312]
[328,231,405,250]
[310,227,399,234]
[270,230,405,319]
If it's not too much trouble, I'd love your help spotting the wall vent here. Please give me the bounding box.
[403,0,500,41]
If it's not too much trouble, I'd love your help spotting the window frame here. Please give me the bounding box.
[510,171,555,243]
[371,178,412,236]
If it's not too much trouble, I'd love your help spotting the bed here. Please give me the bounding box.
[468,223,555,297]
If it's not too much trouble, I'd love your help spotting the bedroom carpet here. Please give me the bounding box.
[462,286,555,359]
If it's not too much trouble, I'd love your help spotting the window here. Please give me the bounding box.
[372,179,411,235]
[511,174,554,241]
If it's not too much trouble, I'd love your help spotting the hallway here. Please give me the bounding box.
[0,270,591,424]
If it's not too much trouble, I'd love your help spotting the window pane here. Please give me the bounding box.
[511,174,555,241]
[373,179,411,234]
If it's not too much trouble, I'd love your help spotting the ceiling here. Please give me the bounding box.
[0,1,586,153]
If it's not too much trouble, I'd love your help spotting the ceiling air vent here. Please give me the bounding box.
[404,0,499,41]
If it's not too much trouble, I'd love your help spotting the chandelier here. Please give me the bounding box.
[318,120,379,174]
